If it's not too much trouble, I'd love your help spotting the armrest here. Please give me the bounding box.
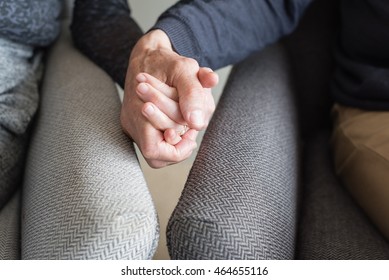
[0,191,21,260]
[167,43,301,260]
[21,24,158,260]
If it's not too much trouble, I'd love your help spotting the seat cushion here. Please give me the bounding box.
[296,131,389,259]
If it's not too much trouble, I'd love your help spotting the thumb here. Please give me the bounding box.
[198,67,219,89]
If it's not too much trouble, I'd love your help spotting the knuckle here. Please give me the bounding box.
[173,148,190,163]
[173,153,183,162]
[171,57,199,73]
[185,88,204,100]
[149,93,159,104]
[141,143,158,160]
[147,160,165,169]
[171,59,185,73]
[183,57,199,69]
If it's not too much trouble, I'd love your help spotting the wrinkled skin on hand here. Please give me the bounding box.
[121,29,218,168]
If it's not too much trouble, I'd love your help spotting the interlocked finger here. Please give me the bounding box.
[142,102,188,136]
[137,73,178,101]
[137,82,185,124]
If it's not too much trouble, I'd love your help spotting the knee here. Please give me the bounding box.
[331,103,389,239]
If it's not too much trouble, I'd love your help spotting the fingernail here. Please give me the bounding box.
[144,104,154,115]
[138,83,148,94]
[136,73,147,82]
[189,110,203,126]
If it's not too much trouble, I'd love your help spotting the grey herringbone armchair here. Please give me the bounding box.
[166,0,389,260]
[0,0,158,259]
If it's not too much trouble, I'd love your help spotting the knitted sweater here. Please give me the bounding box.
[0,0,61,207]
[70,0,389,110]
[0,0,61,46]
[154,0,389,110]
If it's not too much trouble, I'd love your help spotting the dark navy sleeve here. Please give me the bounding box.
[153,0,313,69]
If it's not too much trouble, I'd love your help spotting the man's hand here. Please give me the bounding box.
[121,29,218,168]
[126,29,218,130]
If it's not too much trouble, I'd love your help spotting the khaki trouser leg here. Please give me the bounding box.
[331,103,389,240]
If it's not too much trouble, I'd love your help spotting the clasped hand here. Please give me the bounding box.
[121,30,218,168]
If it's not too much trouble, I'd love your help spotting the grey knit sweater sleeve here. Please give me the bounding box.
[0,0,61,46]
[153,0,313,69]
[0,0,61,208]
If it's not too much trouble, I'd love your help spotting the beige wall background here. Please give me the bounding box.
[127,0,231,259]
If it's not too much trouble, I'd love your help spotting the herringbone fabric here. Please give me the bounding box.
[0,191,21,259]
[168,44,300,259]
[21,25,158,260]
[296,132,389,259]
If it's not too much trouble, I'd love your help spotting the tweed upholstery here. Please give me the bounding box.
[21,25,158,259]
[167,44,300,259]
[0,191,21,259]
[296,132,389,259]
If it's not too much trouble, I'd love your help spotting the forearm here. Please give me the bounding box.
[153,0,313,69]
[71,0,143,88]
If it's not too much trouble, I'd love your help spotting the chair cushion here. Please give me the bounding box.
[168,44,300,259]
[296,131,389,259]
[0,191,21,260]
[22,25,159,260]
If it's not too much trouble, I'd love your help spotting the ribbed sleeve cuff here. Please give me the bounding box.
[152,16,203,65]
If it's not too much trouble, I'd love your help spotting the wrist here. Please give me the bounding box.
[138,29,173,51]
